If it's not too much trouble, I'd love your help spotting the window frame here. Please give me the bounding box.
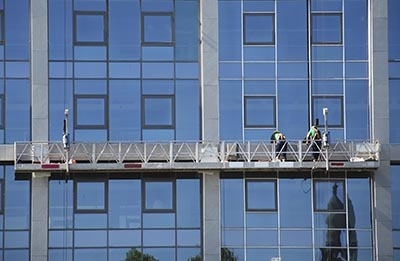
[0,94,4,129]
[245,179,277,212]
[244,96,276,128]
[73,11,108,46]
[0,179,4,214]
[243,13,275,46]
[313,179,346,212]
[74,94,108,129]
[141,12,175,46]
[142,95,175,129]
[312,95,344,128]
[0,10,4,44]
[311,13,343,45]
[74,179,108,214]
[142,179,176,213]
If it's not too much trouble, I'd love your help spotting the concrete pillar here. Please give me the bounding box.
[200,0,219,142]
[30,0,49,260]
[202,172,220,261]
[200,0,220,258]
[369,0,393,260]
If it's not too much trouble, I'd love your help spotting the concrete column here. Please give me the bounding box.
[202,172,220,261]
[200,0,219,141]
[200,0,220,259]
[31,0,49,260]
[31,173,50,261]
[369,0,393,260]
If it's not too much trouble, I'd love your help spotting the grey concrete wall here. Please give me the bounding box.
[30,0,49,260]
[370,0,393,260]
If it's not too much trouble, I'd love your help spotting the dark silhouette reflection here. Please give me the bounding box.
[321,183,357,261]
[221,248,238,261]
[123,248,158,261]
[348,198,358,261]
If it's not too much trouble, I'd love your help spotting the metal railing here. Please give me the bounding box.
[14,140,380,165]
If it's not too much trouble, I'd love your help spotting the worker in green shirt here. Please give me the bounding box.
[270,130,287,162]
[306,121,322,161]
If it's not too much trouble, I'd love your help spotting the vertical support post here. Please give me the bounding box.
[200,0,220,257]
[369,0,392,260]
[31,0,49,260]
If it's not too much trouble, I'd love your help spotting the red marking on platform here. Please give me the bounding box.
[330,162,345,167]
[41,164,60,169]
[124,163,142,169]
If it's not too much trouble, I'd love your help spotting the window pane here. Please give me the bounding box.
[75,13,105,44]
[143,14,172,44]
[76,182,105,211]
[246,180,276,211]
[312,14,342,44]
[143,97,174,127]
[314,180,345,212]
[109,179,141,228]
[245,97,275,127]
[145,181,173,210]
[244,14,274,45]
[280,179,312,228]
[0,95,3,128]
[313,96,343,127]
[76,97,106,127]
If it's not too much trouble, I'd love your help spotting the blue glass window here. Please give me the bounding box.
[74,12,107,45]
[143,95,174,128]
[246,180,277,211]
[75,181,107,213]
[314,180,345,212]
[75,95,107,128]
[142,13,173,45]
[144,180,174,212]
[312,96,343,127]
[244,13,275,45]
[245,96,275,127]
[312,13,342,44]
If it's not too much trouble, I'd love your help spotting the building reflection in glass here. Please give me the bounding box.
[321,183,358,261]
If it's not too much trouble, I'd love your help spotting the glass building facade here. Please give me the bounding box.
[0,0,398,260]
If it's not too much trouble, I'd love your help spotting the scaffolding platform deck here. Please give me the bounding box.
[14,140,380,173]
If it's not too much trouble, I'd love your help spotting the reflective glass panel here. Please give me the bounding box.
[246,180,276,211]
[221,179,244,228]
[75,13,106,44]
[244,13,274,45]
[109,179,141,228]
[280,179,312,228]
[76,96,106,127]
[143,96,174,127]
[244,97,275,127]
[144,181,173,210]
[314,180,345,212]
[312,96,343,127]
[312,14,342,44]
[143,14,172,44]
[76,181,105,211]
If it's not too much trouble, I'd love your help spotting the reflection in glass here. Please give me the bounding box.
[145,181,173,210]
[221,248,244,261]
[143,97,174,127]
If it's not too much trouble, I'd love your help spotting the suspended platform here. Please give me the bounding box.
[13,140,380,173]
